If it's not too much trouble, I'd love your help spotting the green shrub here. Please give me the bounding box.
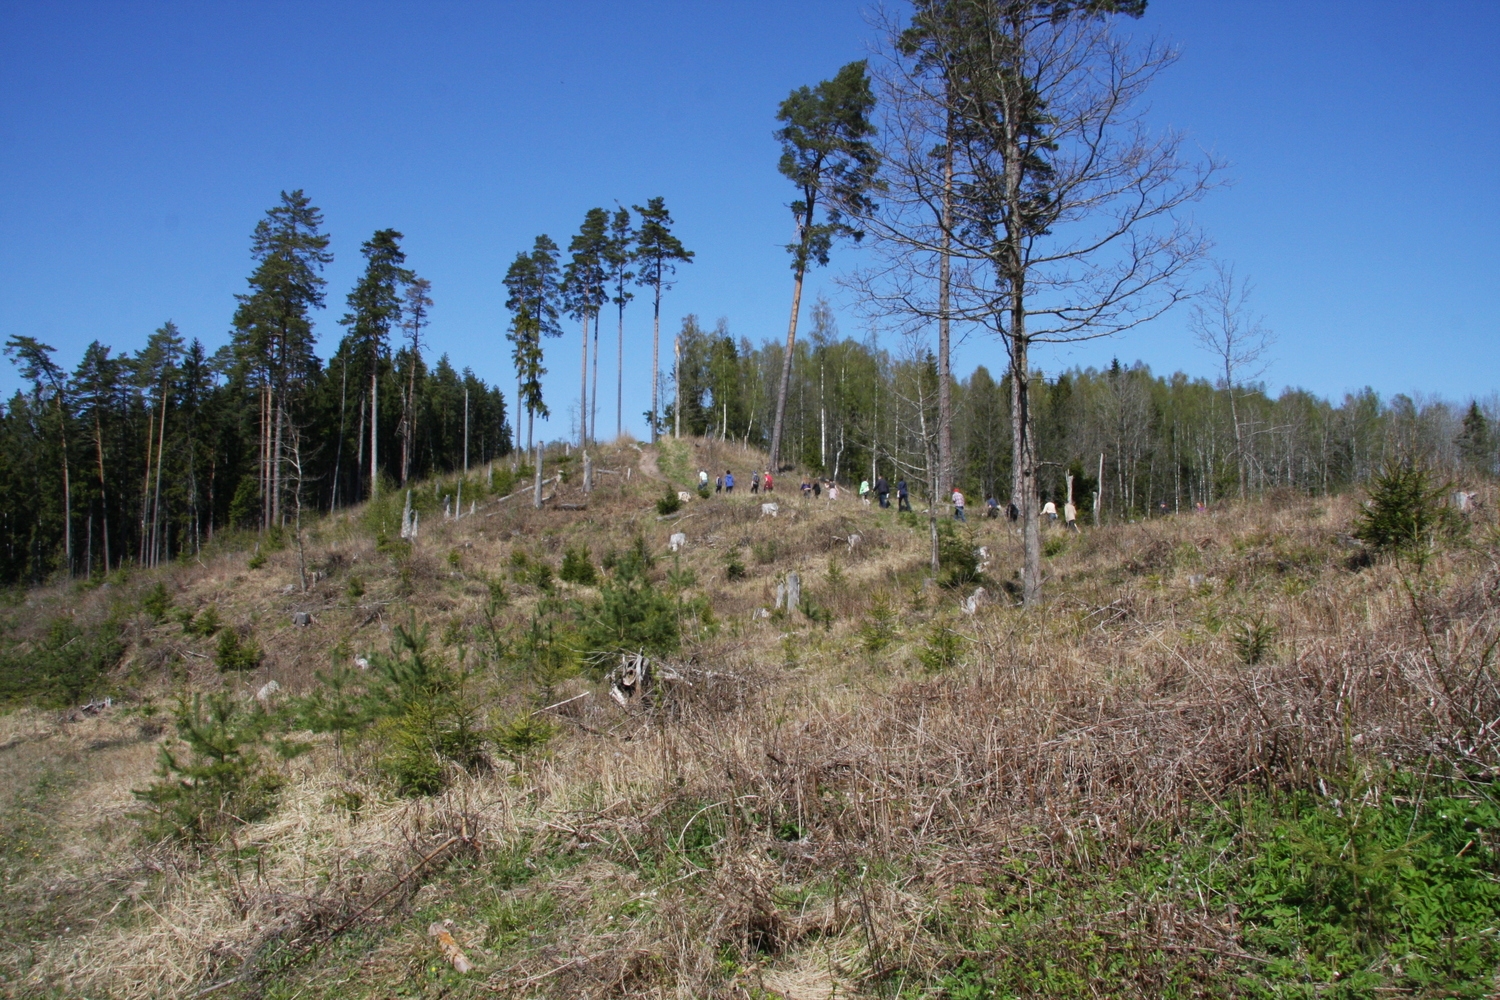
[215,627,263,672]
[346,575,365,599]
[723,549,747,581]
[656,489,683,516]
[492,711,556,762]
[132,693,286,843]
[141,582,172,622]
[937,520,980,589]
[247,549,266,570]
[1355,463,1454,560]
[1233,613,1277,665]
[0,613,122,706]
[919,617,963,672]
[181,604,221,638]
[859,592,899,655]
[560,545,598,585]
[752,539,779,565]
[582,563,680,668]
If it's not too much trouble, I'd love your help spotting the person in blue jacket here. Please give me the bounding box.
[724,470,735,493]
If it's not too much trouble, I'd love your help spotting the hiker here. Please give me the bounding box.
[1007,500,1019,522]
[875,475,890,509]
[715,475,722,493]
[724,470,734,493]
[985,496,1000,519]
[952,487,967,522]
[897,479,911,512]
[1042,500,1057,522]
[800,479,812,498]
[829,482,840,501]
[698,470,709,490]
[859,479,870,505]
[1064,501,1080,532]
[813,479,822,499]
[764,471,773,493]
[750,474,760,495]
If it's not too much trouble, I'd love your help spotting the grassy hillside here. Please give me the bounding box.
[1,437,1498,999]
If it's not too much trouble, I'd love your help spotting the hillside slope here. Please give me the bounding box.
[2,439,1498,999]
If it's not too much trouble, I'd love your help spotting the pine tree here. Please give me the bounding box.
[4,337,74,577]
[632,198,693,442]
[230,190,332,529]
[767,61,879,473]
[339,229,412,500]
[605,207,635,440]
[504,236,562,453]
[563,209,609,449]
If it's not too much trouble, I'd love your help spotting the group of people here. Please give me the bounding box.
[692,466,1078,531]
[701,469,775,495]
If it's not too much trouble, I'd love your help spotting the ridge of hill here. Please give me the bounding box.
[1,439,1498,999]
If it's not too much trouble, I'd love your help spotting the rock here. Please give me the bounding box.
[678,491,692,503]
[291,611,312,626]
[961,586,989,615]
[761,502,779,517]
[355,656,370,670]
[256,680,281,703]
[975,545,991,574]
[669,532,688,552]
[847,533,862,552]
[281,584,295,595]
[1187,574,1205,588]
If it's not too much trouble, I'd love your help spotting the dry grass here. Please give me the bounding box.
[1,443,1497,998]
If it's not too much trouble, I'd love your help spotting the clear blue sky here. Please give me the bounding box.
[2,1,1496,441]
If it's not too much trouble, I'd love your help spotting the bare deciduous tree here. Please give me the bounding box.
[858,1,1219,603]
[1189,260,1275,498]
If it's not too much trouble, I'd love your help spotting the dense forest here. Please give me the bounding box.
[668,299,1500,516]
[0,192,510,585]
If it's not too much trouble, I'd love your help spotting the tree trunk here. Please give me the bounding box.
[93,414,109,572]
[579,313,589,450]
[650,285,661,443]
[937,108,954,497]
[617,301,625,441]
[150,380,167,565]
[768,263,807,473]
[56,396,72,577]
[673,332,681,439]
[590,311,601,447]
[272,391,284,526]
[370,369,378,499]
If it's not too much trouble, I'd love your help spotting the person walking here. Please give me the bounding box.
[750,474,760,495]
[698,469,709,491]
[813,479,822,499]
[897,478,911,512]
[1064,500,1080,532]
[875,475,890,509]
[715,474,722,493]
[859,479,870,505]
[1042,500,1057,522]
[952,486,967,522]
[985,495,1000,519]
[764,470,773,493]
[724,470,734,493]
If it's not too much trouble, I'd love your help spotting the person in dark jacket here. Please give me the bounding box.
[875,475,890,508]
[896,479,911,512]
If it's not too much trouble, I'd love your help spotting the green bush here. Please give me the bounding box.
[1233,613,1277,665]
[141,582,172,622]
[560,545,597,585]
[582,547,680,667]
[215,627,263,672]
[1355,463,1454,559]
[0,613,122,706]
[859,592,899,654]
[133,693,285,843]
[181,604,221,638]
[655,490,683,516]
[919,617,963,672]
[361,620,489,795]
[937,520,980,589]
[723,549,747,581]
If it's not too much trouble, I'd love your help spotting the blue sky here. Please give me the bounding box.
[1,1,1496,441]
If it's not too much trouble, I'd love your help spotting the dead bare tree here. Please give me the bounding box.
[857,0,1218,605]
[1189,260,1275,499]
